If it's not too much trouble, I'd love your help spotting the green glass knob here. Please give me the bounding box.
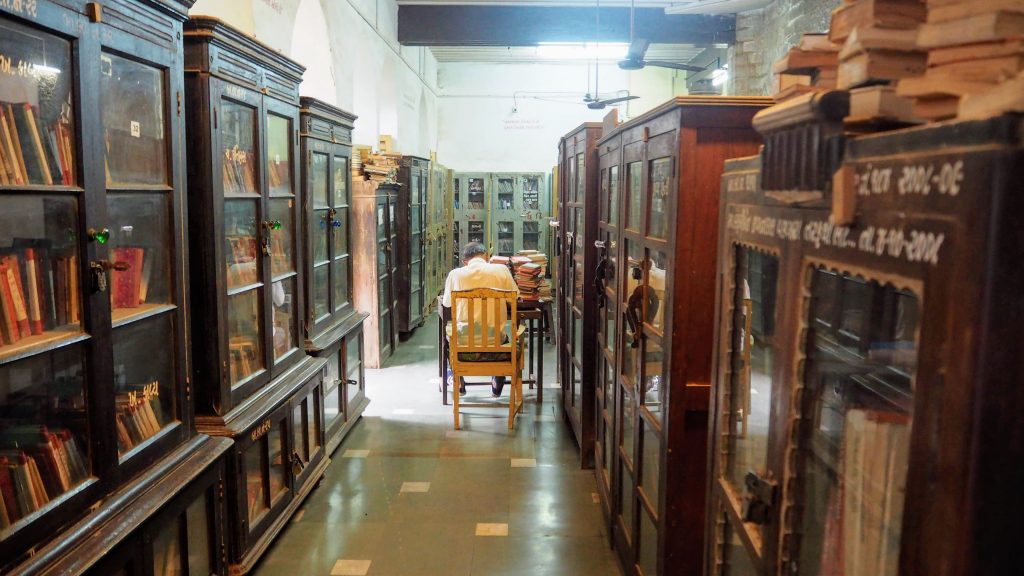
[273,220,282,230]
[89,228,110,244]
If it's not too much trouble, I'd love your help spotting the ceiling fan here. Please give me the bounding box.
[581,0,640,110]
[618,0,706,73]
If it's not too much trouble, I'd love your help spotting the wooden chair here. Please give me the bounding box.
[447,288,526,430]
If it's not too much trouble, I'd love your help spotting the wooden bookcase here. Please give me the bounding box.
[299,97,369,456]
[395,155,429,336]
[489,172,549,256]
[557,123,602,469]
[182,17,328,574]
[352,181,399,368]
[594,97,770,576]
[0,1,231,572]
[709,115,1024,576]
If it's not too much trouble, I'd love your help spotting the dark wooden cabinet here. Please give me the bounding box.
[299,97,369,456]
[594,97,770,576]
[396,156,429,335]
[352,181,399,368]
[557,123,602,469]
[708,115,1024,576]
[424,162,452,316]
[0,1,230,571]
[183,17,329,573]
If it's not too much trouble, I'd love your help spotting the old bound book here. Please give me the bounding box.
[897,75,994,98]
[928,38,1024,66]
[838,50,927,87]
[829,0,927,44]
[928,0,1024,23]
[839,26,920,60]
[800,32,841,52]
[847,84,916,120]
[959,72,1024,118]
[917,11,1024,48]
[773,47,839,74]
[912,96,961,119]
[928,54,1024,82]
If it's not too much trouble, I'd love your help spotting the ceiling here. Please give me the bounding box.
[430,43,707,63]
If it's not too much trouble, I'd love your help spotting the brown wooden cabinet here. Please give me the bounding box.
[352,181,400,368]
[183,17,329,573]
[0,1,231,572]
[594,97,770,576]
[299,97,369,456]
[557,123,602,469]
[395,156,429,336]
[709,115,1024,576]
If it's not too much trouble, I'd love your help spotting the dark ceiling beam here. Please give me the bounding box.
[397,6,736,46]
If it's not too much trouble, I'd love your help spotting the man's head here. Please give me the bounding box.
[461,242,487,265]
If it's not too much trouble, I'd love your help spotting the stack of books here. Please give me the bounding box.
[356,152,401,183]
[514,262,543,300]
[0,101,74,187]
[0,426,89,528]
[772,33,841,102]
[0,244,81,349]
[114,381,166,455]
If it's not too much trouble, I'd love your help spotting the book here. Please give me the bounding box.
[773,47,840,74]
[927,38,1024,66]
[829,0,927,43]
[9,103,47,184]
[912,96,961,120]
[927,0,1024,23]
[111,246,144,309]
[848,85,916,121]
[1,104,27,185]
[838,50,928,87]
[839,26,921,60]
[917,12,1024,48]
[22,104,55,185]
[928,54,1024,82]
[800,32,841,52]
[23,248,44,335]
[897,75,994,98]
[0,254,31,339]
[959,71,1024,118]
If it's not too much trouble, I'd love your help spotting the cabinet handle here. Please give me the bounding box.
[625,284,643,349]
[89,259,130,293]
[593,258,608,309]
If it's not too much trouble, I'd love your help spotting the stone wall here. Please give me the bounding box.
[728,0,839,96]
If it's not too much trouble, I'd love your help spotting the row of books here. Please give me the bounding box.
[0,247,80,348]
[267,158,291,194]
[226,236,259,287]
[496,239,515,254]
[110,247,153,310]
[222,147,257,195]
[0,101,74,187]
[114,385,166,455]
[0,426,89,528]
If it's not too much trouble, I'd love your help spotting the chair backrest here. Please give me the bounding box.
[449,288,518,354]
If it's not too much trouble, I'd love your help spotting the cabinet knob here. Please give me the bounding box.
[88,227,111,244]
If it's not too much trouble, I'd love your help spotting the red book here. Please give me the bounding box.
[111,247,144,309]
[0,255,29,339]
[0,457,18,519]
[22,248,44,335]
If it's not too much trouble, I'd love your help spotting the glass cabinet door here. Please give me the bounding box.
[310,152,330,325]
[222,99,265,388]
[332,154,351,315]
[323,351,343,432]
[266,113,298,365]
[344,333,363,417]
[0,21,87,538]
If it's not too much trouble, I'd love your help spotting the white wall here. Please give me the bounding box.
[189,0,438,157]
[436,61,687,173]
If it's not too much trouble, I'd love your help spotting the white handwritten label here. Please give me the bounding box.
[225,84,248,101]
[725,173,758,194]
[130,121,141,138]
[0,0,38,18]
[854,160,964,197]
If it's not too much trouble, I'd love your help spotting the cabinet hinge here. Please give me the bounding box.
[213,106,218,129]
[177,91,182,117]
[185,375,191,400]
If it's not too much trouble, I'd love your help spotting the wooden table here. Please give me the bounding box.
[438,296,551,405]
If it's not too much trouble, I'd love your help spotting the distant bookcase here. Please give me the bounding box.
[1,1,231,573]
[452,171,550,260]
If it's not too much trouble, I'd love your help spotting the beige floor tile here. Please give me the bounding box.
[510,458,537,468]
[343,449,371,458]
[399,481,431,493]
[331,559,372,576]
[476,522,509,536]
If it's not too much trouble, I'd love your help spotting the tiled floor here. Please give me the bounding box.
[253,315,623,576]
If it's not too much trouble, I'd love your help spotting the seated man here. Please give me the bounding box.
[442,241,519,396]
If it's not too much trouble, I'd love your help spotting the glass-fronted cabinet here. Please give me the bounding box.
[300,97,369,456]
[710,114,1024,576]
[0,1,231,571]
[396,156,429,336]
[184,17,330,574]
[594,97,769,576]
[557,123,602,470]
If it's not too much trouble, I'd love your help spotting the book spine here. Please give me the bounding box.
[23,104,53,185]
[24,249,43,335]
[2,257,30,338]
[0,105,25,185]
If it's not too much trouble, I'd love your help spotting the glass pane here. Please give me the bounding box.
[622,241,643,382]
[186,492,212,575]
[600,169,609,222]
[641,421,660,506]
[626,162,642,231]
[244,439,267,525]
[307,390,319,453]
[271,277,297,361]
[313,264,329,320]
[619,465,634,541]
[224,200,259,289]
[720,515,759,576]
[605,303,617,355]
[313,209,329,265]
[375,204,386,238]
[467,178,484,209]
[268,422,286,502]
[621,384,635,465]
[575,154,585,203]
[726,248,779,495]
[639,510,658,576]
[643,338,663,423]
[292,402,306,462]
[647,250,667,333]
[108,195,172,321]
[333,207,349,256]
[648,158,670,239]
[152,515,183,576]
[0,346,89,526]
[609,166,619,228]
[228,289,263,386]
[0,20,75,186]
[324,352,342,429]
[496,177,513,209]
[311,152,328,209]
[269,198,295,278]
[523,176,539,209]
[332,258,349,312]
[220,100,257,196]
[113,314,176,456]
[0,196,82,358]
[267,115,292,197]
[333,156,348,207]
[572,363,581,414]
[101,54,166,186]
[795,269,919,576]
[573,310,583,365]
[346,337,362,405]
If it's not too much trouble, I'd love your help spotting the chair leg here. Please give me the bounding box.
[453,373,461,430]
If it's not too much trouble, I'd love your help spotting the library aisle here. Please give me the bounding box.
[254,315,622,576]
